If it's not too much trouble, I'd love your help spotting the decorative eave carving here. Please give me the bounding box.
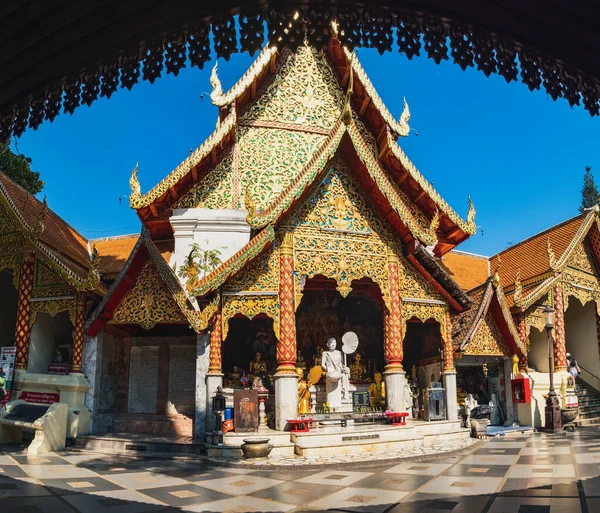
[210,47,278,106]
[342,47,410,137]
[129,109,237,209]
[385,130,476,239]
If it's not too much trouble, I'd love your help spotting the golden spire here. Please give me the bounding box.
[342,52,354,125]
[429,209,440,242]
[129,163,141,205]
[209,61,223,103]
[547,236,558,270]
[467,195,476,232]
[495,254,502,275]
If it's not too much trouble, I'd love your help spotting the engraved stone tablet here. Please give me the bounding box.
[168,345,196,415]
[128,346,159,413]
[233,389,259,432]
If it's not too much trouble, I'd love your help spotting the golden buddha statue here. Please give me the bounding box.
[229,366,241,385]
[512,354,519,376]
[349,353,367,382]
[296,367,311,415]
[369,372,386,408]
[249,352,267,378]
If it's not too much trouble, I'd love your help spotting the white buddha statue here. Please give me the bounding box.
[321,337,349,410]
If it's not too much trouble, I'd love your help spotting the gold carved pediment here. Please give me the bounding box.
[112,261,186,329]
[567,241,597,275]
[221,294,280,341]
[463,311,510,356]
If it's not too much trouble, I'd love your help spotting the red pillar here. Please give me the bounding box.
[553,285,567,372]
[277,233,297,373]
[14,254,35,370]
[208,310,222,374]
[384,251,403,372]
[70,293,86,373]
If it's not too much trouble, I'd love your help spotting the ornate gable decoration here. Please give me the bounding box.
[285,158,392,303]
[112,261,186,329]
[567,240,597,274]
[465,311,510,356]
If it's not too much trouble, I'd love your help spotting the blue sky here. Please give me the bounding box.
[12,47,600,256]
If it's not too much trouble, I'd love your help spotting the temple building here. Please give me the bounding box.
[2,32,594,445]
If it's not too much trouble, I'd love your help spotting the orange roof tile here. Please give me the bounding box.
[490,214,586,289]
[442,251,489,291]
[0,172,91,277]
[92,234,139,276]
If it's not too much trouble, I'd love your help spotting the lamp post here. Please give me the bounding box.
[543,305,562,433]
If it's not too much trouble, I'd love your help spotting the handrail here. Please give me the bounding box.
[579,364,600,383]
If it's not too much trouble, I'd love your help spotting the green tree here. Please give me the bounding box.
[580,165,599,213]
[0,143,44,195]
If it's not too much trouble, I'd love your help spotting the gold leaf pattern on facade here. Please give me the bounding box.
[221,295,280,341]
[112,261,186,329]
[567,241,596,274]
[242,45,345,130]
[29,298,76,328]
[464,311,510,356]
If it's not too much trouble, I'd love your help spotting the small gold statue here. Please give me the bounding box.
[229,366,241,384]
[349,353,367,382]
[296,367,311,414]
[512,354,519,376]
[369,372,386,408]
[249,352,267,378]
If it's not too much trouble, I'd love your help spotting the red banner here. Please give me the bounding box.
[20,391,60,405]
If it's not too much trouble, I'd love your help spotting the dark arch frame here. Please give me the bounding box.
[2,1,599,140]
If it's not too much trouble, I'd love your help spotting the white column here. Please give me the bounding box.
[83,333,102,434]
[274,372,298,431]
[503,357,515,426]
[443,371,458,421]
[384,371,406,412]
[195,333,210,441]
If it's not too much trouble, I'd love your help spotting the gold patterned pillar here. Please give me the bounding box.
[277,232,297,373]
[442,310,455,372]
[14,253,35,370]
[384,249,403,371]
[208,311,222,374]
[70,293,86,373]
[517,314,529,372]
[553,285,567,372]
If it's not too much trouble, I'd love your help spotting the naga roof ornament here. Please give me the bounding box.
[513,269,523,307]
[129,163,141,203]
[209,61,223,101]
[547,236,558,270]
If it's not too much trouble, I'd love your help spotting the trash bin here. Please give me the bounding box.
[224,407,233,420]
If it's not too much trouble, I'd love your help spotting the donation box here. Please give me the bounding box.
[511,375,531,404]
[233,389,259,432]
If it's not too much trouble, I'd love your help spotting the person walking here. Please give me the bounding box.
[566,352,581,379]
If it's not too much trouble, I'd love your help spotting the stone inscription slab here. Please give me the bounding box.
[234,389,259,432]
[128,346,159,413]
[341,434,380,442]
[168,345,196,415]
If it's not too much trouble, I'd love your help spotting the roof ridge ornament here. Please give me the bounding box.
[547,236,558,270]
[467,196,476,231]
[129,163,141,206]
[209,61,223,104]
[33,195,48,238]
[514,269,524,307]
[400,97,410,129]
[342,51,355,125]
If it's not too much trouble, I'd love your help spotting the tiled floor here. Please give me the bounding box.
[3,428,600,512]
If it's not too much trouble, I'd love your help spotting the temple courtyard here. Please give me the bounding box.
[1,429,599,512]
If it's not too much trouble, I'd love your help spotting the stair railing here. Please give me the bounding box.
[577,364,600,395]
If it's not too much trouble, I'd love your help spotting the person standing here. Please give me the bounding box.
[566,353,581,379]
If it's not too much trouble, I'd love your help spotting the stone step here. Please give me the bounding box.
[575,417,600,427]
[578,403,600,412]
[577,411,600,419]
[113,414,193,437]
[74,433,205,458]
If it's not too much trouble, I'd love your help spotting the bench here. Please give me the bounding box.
[0,400,68,455]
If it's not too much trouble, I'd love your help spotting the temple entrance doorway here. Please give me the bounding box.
[402,320,443,419]
[0,269,17,348]
[222,316,278,388]
[564,297,600,386]
[296,277,384,381]
[455,356,508,426]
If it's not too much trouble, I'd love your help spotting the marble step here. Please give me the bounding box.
[74,433,204,458]
[574,417,600,427]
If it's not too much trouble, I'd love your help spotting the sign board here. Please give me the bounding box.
[47,364,68,375]
[352,391,370,412]
[1,346,16,404]
[20,391,60,404]
[233,389,259,432]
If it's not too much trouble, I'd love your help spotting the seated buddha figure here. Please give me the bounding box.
[369,372,386,409]
[248,352,267,379]
[349,353,367,382]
